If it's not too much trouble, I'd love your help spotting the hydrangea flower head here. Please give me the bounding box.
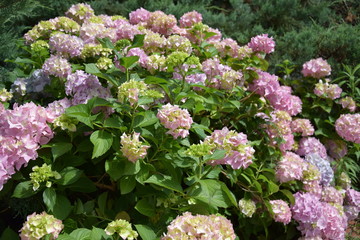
[270,200,292,224]
[301,58,331,78]
[42,55,72,78]
[247,34,275,54]
[314,79,342,99]
[304,154,334,186]
[129,8,151,25]
[19,212,63,240]
[321,186,344,205]
[248,71,280,97]
[239,198,256,217]
[157,104,193,139]
[65,3,95,23]
[49,33,84,58]
[267,86,302,116]
[335,113,360,144]
[105,219,138,240]
[204,127,255,169]
[291,119,315,136]
[291,192,322,224]
[147,11,177,36]
[338,96,356,112]
[0,88,12,102]
[162,212,236,240]
[276,152,307,183]
[296,137,327,159]
[120,132,150,163]
[179,11,203,28]
[324,139,347,159]
[29,163,60,190]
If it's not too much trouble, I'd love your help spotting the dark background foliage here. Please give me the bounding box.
[1,0,360,86]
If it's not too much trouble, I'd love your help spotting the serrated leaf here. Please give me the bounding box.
[120,56,139,69]
[90,130,113,159]
[57,167,82,186]
[135,225,157,240]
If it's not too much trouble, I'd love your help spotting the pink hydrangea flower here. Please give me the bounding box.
[46,98,72,122]
[314,79,342,99]
[49,33,84,58]
[42,55,72,78]
[204,127,255,169]
[296,137,327,159]
[267,86,302,116]
[276,152,307,183]
[335,113,360,144]
[120,132,150,162]
[247,34,275,54]
[65,3,95,23]
[179,11,203,28]
[345,189,360,211]
[146,11,177,36]
[339,96,356,112]
[214,38,240,58]
[157,104,193,139]
[126,47,148,68]
[292,192,322,224]
[291,119,315,136]
[270,200,292,224]
[248,71,280,97]
[321,186,344,205]
[162,212,236,240]
[301,58,331,78]
[129,8,151,25]
[116,22,142,41]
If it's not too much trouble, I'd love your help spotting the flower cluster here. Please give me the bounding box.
[296,137,327,159]
[120,132,150,162]
[314,79,342,99]
[301,58,332,78]
[338,96,356,112]
[20,212,63,240]
[204,127,255,169]
[304,154,334,186]
[0,88,12,102]
[162,212,236,240]
[248,71,280,97]
[42,55,72,78]
[0,102,54,190]
[29,163,60,190]
[335,113,360,144]
[276,152,307,183]
[105,219,138,240]
[270,200,292,224]
[49,33,84,58]
[291,119,314,136]
[157,104,193,139]
[238,198,257,217]
[247,34,275,54]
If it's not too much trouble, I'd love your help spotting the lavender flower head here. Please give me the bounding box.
[335,113,360,144]
[301,58,331,78]
[270,200,292,224]
[49,33,84,58]
[42,55,72,78]
[304,153,334,186]
[162,212,236,240]
[247,34,275,54]
[157,103,193,139]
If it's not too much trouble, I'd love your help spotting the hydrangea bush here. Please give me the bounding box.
[0,3,359,240]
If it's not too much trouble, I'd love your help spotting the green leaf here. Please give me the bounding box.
[134,225,157,240]
[119,175,136,195]
[134,111,158,128]
[65,104,93,128]
[69,229,91,240]
[104,116,123,129]
[129,34,145,49]
[97,37,115,49]
[97,192,108,216]
[67,176,96,193]
[90,227,112,240]
[120,56,139,69]
[90,130,113,159]
[57,167,82,186]
[85,63,101,74]
[280,189,295,205]
[43,188,57,212]
[57,235,76,240]
[12,181,36,198]
[144,76,168,85]
[52,142,72,160]
[53,195,72,220]
[204,149,226,161]
[145,174,183,193]
[135,199,155,217]
[0,227,20,240]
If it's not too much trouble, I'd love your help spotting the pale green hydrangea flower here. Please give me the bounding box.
[105,219,138,240]
[0,88,13,102]
[96,57,114,70]
[29,163,60,191]
[53,115,79,132]
[238,198,256,217]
